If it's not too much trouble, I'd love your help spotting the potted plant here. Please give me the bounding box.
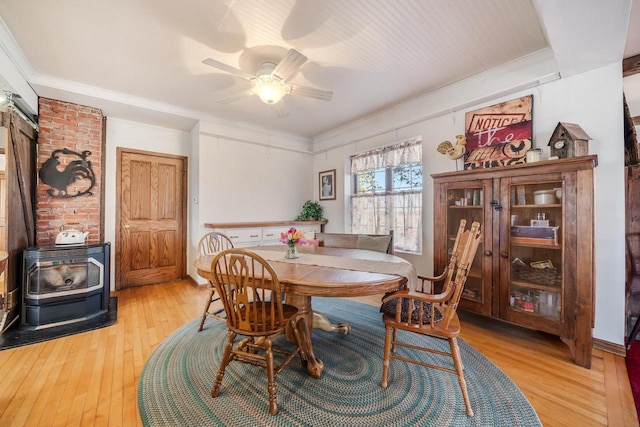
[296,200,328,223]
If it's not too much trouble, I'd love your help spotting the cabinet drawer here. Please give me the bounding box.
[262,227,283,243]
[219,228,262,245]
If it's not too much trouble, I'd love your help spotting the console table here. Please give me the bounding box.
[205,221,326,247]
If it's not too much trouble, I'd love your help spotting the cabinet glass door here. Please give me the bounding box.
[446,185,485,306]
[508,181,563,321]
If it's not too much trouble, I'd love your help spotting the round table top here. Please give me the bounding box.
[195,245,407,297]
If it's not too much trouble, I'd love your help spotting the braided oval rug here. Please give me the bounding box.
[139,298,541,426]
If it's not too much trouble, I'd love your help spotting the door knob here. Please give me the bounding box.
[124,224,130,229]
[484,250,492,256]
[500,251,509,259]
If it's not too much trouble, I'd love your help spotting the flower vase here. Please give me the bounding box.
[285,242,298,259]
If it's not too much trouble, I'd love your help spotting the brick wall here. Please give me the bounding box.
[36,98,104,245]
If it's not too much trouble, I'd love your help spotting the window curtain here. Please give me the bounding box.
[351,138,422,253]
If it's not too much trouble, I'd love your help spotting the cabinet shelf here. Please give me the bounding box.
[461,289,481,301]
[511,204,561,209]
[509,305,559,319]
[510,280,561,293]
[448,205,482,209]
[511,241,561,249]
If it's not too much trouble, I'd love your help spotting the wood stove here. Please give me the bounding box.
[21,242,110,328]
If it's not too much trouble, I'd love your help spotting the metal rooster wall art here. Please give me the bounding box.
[39,148,96,198]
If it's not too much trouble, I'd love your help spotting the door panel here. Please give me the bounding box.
[131,160,152,219]
[158,164,177,219]
[117,149,186,288]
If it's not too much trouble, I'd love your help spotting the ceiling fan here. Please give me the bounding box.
[202,48,333,117]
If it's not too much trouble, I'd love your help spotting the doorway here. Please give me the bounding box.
[115,148,187,289]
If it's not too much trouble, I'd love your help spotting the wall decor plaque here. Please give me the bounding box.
[463,95,533,170]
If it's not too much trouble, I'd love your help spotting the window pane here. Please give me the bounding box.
[356,168,386,194]
[374,169,386,192]
[392,163,422,191]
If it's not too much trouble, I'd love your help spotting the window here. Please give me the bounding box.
[350,137,422,253]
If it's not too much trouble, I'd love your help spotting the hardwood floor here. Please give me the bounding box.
[0,280,637,426]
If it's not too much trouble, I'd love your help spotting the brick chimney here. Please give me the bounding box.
[36,98,105,245]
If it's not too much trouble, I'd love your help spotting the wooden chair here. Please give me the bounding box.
[197,232,234,332]
[380,220,481,416]
[209,249,304,415]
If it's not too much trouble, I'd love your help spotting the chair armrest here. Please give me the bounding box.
[381,289,411,304]
[416,268,451,294]
[382,288,450,305]
[417,269,448,283]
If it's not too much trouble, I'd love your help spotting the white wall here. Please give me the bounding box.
[312,63,626,346]
[188,123,201,287]
[104,118,191,291]
[189,121,314,283]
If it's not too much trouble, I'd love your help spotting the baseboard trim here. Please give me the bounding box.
[593,338,626,357]
[187,274,207,289]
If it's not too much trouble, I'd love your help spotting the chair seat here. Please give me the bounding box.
[230,303,299,334]
[380,296,443,324]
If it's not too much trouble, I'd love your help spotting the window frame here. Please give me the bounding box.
[349,137,423,254]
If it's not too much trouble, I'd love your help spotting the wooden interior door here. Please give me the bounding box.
[116,148,187,288]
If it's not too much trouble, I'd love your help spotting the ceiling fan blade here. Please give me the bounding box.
[216,90,254,105]
[271,49,308,82]
[273,100,289,118]
[290,85,333,101]
[202,58,255,81]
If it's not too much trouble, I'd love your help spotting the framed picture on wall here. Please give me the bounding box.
[319,169,336,200]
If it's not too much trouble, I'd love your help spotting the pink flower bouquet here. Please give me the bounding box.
[280,227,307,246]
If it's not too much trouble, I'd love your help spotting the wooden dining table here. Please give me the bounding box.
[194,244,415,378]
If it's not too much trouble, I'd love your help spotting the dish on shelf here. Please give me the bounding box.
[533,189,557,205]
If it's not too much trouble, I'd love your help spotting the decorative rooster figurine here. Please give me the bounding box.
[437,135,467,160]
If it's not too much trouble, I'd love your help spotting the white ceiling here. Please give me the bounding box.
[0,0,637,139]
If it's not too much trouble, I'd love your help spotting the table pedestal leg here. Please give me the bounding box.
[285,294,324,378]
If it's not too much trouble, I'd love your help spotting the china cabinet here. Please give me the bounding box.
[432,156,596,368]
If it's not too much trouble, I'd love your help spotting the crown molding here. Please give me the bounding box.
[0,15,35,83]
[198,120,312,155]
[0,15,37,113]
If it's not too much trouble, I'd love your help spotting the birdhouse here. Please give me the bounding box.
[547,122,592,158]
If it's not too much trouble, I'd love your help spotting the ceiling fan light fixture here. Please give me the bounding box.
[253,78,288,104]
[203,52,331,110]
